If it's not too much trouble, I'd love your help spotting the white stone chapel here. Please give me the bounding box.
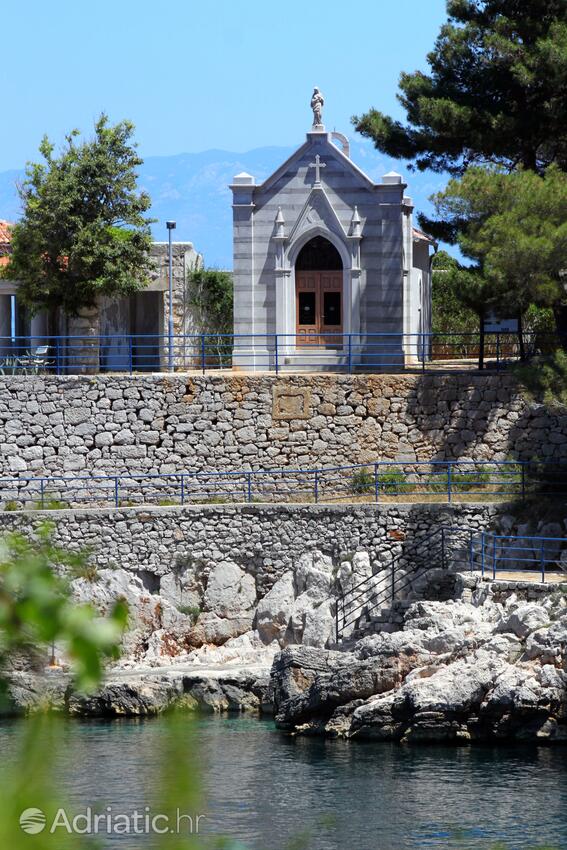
[230,90,435,369]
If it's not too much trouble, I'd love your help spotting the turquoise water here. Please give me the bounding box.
[1,715,567,849]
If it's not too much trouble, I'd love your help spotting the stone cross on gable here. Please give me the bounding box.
[309,154,326,186]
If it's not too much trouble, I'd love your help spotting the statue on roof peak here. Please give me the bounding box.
[311,87,324,129]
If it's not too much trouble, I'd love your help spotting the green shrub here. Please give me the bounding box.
[349,469,374,494]
[514,349,567,406]
[451,471,491,492]
[377,471,414,495]
[70,561,99,583]
[177,604,201,624]
[495,463,524,494]
[3,500,18,512]
[33,498,70,511]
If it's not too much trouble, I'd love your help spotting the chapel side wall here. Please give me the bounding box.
[413,241,432,337]
[362,199,404,338]
[0,373,565,479]
[232,205,256,339]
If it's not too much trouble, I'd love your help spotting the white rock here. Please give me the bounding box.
[160,571,201,610]
[400,649,508,714]
[255,571,295,645]
[498,603,550,639]
[199,612,255,645]
[203,560,256,617]
[289,591,316,644]
[71,568,191,660]
[187,630,279,667]
[302,600,335,648]
[295,550,333,599]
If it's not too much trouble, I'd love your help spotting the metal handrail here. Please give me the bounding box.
[0,330,562,374]
[335,527,449,641]
[0,459,564,511]
[334,526,567,641]
[464,531,567,583]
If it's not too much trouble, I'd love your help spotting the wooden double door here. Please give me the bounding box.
[296,271,343,347]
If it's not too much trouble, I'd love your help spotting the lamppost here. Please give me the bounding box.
[166,220,176,371]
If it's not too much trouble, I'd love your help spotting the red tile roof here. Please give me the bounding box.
[0,220,13,247]
[0,221,13,269]
[412,226,436,244]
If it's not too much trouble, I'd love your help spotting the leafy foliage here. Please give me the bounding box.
[451,471,491,492]
[186,268,234,366]
[7,114,153,315]
[177,604,201,625]
[0,718,95,850]
[431,249,496,367]
[354,0,567,175]
[349,470,374,495]
[432,250,479,335]
[186,268,233,337]
[427,166,567,344]
[378,471,414,495]
[515,349,567,405]
[0,525,127,692]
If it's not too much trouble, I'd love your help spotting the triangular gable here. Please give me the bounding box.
[287,185,348,244]
[258,134,378,193]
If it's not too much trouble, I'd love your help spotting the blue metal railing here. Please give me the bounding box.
[0,459,564,511]
[0,330,560,374]
[463,532,567,583]
[335,525,567,640]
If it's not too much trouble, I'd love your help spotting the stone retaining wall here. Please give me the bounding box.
[0,502,497,595]
[0,372,565,481]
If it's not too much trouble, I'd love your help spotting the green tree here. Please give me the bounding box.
[0,533,206,850]
[354,0,567,176]
[431,250,478,335]
[429,166,567,339]
[0,525,127,696]
[186,268,233,364]
[436,256,498,368]
[7,114,153,319]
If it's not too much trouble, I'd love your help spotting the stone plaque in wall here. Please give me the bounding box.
[272,386,311,420]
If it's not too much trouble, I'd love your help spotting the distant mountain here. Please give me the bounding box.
[0,142,447,268]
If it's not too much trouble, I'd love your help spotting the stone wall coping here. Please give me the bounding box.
[0,372,527,386]
[0,501,502,522]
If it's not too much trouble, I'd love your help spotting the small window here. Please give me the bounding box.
[323,291,341,326]
[298,291,316,325]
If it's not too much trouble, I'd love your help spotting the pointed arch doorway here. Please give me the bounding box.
[295,236,343,348]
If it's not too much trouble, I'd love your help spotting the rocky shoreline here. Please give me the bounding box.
[271,582,567,742]
[3,549,566,741]
[5,662,273,717]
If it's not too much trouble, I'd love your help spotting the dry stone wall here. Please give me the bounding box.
[0,502,498,594]
[0,372,565,480]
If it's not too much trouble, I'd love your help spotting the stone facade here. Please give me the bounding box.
[0,372,564,479]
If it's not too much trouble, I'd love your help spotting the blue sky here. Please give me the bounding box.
[1,0,449,171]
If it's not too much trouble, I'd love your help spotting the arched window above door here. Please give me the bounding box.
[295,236,343,271]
